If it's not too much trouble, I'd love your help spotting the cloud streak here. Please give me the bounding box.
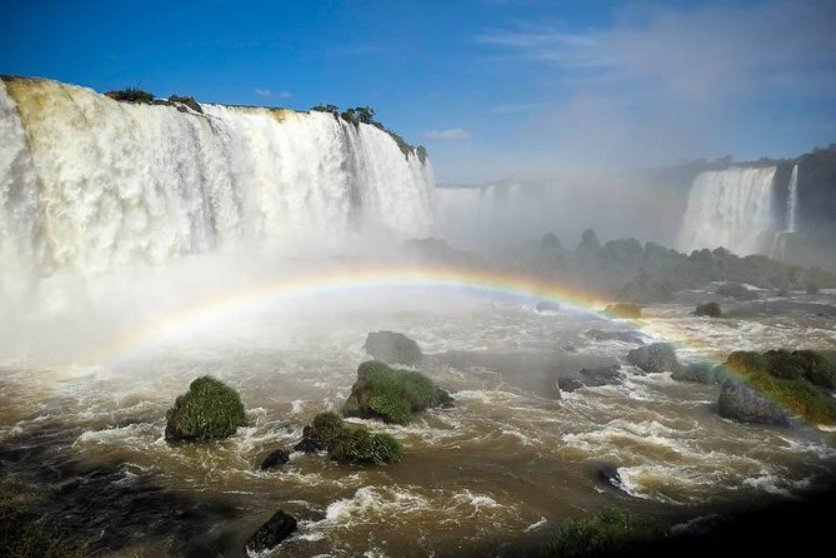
[254,88,293,99]
[424,128,471,141]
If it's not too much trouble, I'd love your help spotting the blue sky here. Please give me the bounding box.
[2,0,834,183]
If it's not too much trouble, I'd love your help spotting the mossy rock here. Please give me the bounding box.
[363,330,423,365]
[342,361,452,425]
[542,507,657,558]
[720,351,836,425]
[165,376,247,441]
[603,304,642,319]
[302,412,402,465]
[626,343,682,374]
[168,94,202,113]
[716,282,758,300]
[104,86,154,104]
[695,301,722,317]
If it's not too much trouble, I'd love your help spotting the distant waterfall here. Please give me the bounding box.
[677,167,777,256]
[786,164,799,233]
[0,77,434,278]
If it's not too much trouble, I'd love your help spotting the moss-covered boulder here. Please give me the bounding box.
[626,343,682,374]
[718,350,836,425]
[694,302,722,317]
[603,303,642,319]
[363,331,423,365]
[716,282,759,300]
[301,411,402,465]
[165,376,247,441]
[672,362,729,384]
[342,361,453,424]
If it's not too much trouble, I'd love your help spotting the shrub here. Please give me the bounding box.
[165,376,247,441]
[543,507,657,558]
[104,86,155,103]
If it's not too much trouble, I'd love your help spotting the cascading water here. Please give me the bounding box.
[0,77,434,279]
[786,164,799,233]
[677,167,777,256]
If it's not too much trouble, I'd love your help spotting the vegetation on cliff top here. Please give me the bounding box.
[310,103,427,161]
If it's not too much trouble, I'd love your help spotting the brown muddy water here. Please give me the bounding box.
[1,287,835,557]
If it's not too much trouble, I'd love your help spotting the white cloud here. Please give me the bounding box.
[254,88,272,98]
[424,128,471,141]
[277,90,293,99]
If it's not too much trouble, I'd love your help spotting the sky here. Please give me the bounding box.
[1,0,834,183]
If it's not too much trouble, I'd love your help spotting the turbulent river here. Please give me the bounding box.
[1,268,834,557]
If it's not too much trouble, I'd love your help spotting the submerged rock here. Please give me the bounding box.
[718,381,791,426]
[259,449,290,471]
[597,464,624,491]
[342,361,453,424]
[245,510,297,554]
[584,329,644,345]
[164,376,247,441]
[293,437,323,454]
[626,343,682,374]
[694,301,722,317]
[716,282,759,300]
[363,331,423,365]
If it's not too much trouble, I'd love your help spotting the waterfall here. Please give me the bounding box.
[0,77,434,278]
[786,164,799,233]
[677,167,777,256]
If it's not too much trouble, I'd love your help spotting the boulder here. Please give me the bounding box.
[672,362,726,384]
[293,437,323,454]
[626,343,682,374]
[363,331,423,365]
[342,361,452,424]
[584,329,644,345]
[245,510,297,554]
[597,464,624,491]
[304,411,402,464]
[694,302,722,317]
[578,365,624,387]
[557,378,585,392]
[164,377,247,441]
[259,449,290,471]
[718,381,791,426]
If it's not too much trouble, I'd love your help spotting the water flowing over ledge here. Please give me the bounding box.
[0,77,434,278]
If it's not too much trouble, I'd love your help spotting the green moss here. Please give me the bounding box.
[306,411,403,465]
[543,507,657,558]
[342,361,447,425]
[165,376,248,441]
[725,350,836,424]
[329,428,403,465]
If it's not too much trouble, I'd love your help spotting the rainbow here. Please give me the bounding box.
[95,263,697,363]
[92,263,830,427]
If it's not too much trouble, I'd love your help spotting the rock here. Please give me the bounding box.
[672,362,726,384]
[245,510,297,554]
[578,365,624,387]
[670,514,724,538]
[694,301,722,317]
[168,94,202,113]
[718,381,791,426]
[259,449,290,470]
[535,300,561,313]
[604,304,642,319]
[597,464,624,490]
[716,282,759,300]
[293,437,323,454]
[305,411,403,464]
[363,331,423,365]
[164,376,247,441]
[584,329,644,345]
[558,378,584,392]
[342,361,451,424]
[626,343,682,374]
[436,388,456,409]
